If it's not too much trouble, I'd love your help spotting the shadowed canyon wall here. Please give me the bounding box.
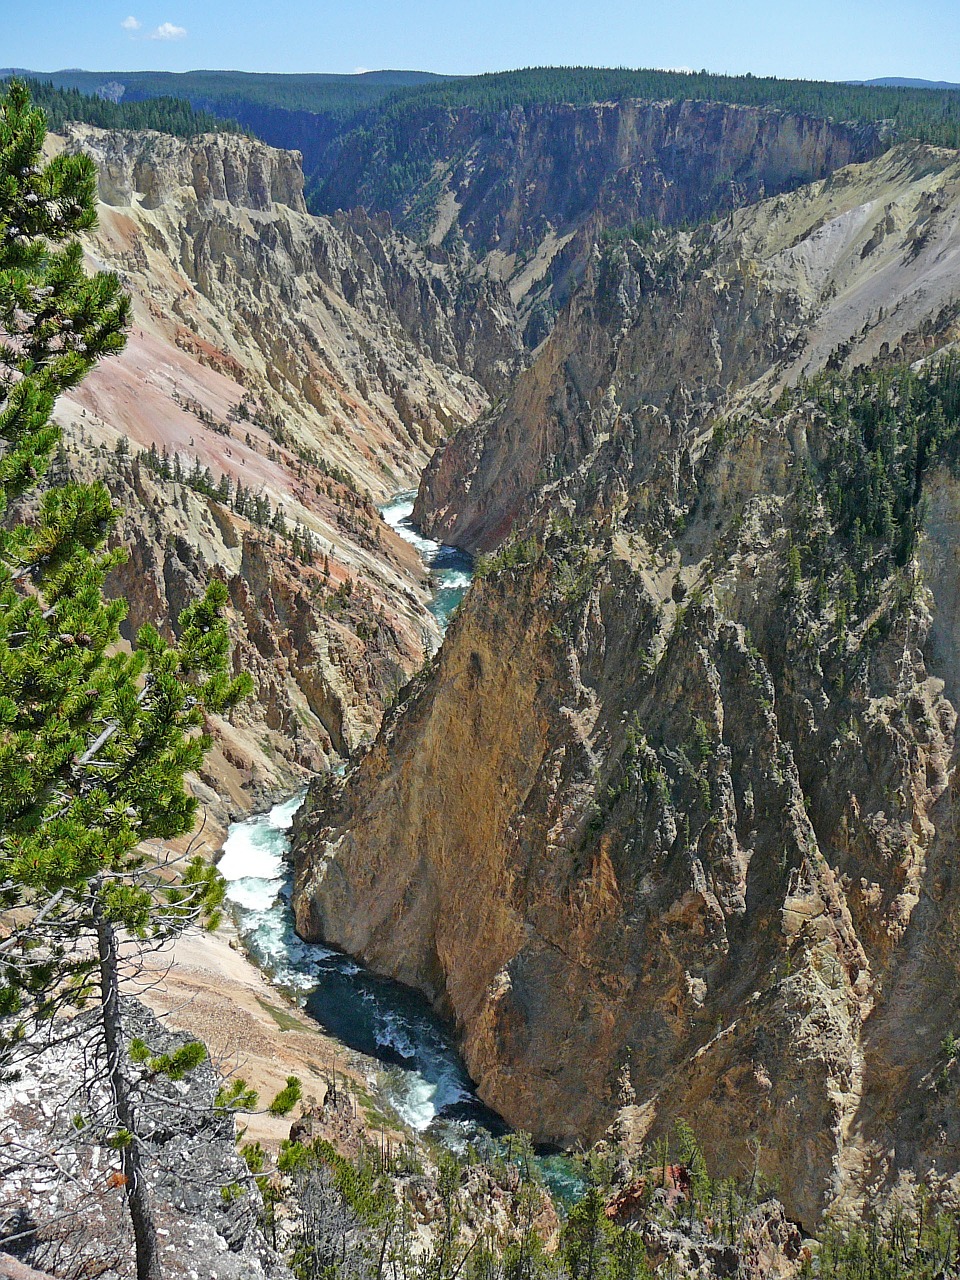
[293,142,960,1226]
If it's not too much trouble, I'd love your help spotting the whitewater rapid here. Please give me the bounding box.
[218,796,491,1134]
[217,492,485,1137]
[380,491,473,634]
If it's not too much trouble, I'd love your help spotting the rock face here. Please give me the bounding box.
[65,123,522,489]
[76,125,308,213]
[317,99,884,339]
[418,144,960,551]
[58,444,413,798]
[0,1000,288,1279]
[51,125,524,797]
[292,142,960,1227]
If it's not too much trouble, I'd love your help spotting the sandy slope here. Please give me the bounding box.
[131,918,387,1148]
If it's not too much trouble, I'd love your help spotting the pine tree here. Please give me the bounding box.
[0,81,253,1280]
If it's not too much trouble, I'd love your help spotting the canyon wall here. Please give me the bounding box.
[53,124,522,800]
[293,143,960,1225]
[317,99,885,339]
[418,144,960,550]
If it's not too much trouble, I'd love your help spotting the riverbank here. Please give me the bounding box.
[132,905,411,1151]
[128,491,476,1152]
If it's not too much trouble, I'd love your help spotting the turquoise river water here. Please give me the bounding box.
[217,493,491,1140]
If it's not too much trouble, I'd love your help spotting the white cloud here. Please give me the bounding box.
[148,21,187,39]
[120,15,141,30]
[352,66,372,75]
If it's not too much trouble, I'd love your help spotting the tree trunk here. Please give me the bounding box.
[93,888,162,1280]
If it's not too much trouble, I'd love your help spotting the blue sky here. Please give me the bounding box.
[1,0,957,81]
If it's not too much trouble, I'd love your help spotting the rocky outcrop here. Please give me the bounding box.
[317,98,884,338]
[0,1000,288,1279]
[636,1198,804,1279]
[418,144,960,551]
[292,142,960,1226]
[71,122,308,212]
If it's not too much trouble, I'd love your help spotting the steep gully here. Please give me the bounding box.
[214,495,488,1142]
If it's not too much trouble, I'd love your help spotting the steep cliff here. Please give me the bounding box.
[48,125,523,797]
[75,125,309,212]
[65,123,522,478]
[292,143,960,1226]
[317,99,884,340]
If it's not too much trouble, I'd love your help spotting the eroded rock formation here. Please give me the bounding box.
[293,142,960,1226]
[51,124,523,797]
[317,99,885,341]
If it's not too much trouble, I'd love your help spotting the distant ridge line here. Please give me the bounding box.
[852,77,960,91]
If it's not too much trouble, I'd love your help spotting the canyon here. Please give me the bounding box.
[50,122,520,814]
[316,97,886,345]
[13,87,960,1248]
[292,137,960,1228]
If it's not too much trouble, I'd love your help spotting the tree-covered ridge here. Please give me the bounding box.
[369,66,960,148]
[789,354,960,566]
[6,68,449,122]
[9,78,244,137]
[129,68,447,119]
[18,65,960,146]
[311,66,960,219]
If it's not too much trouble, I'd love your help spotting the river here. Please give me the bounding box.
[379,490,473,634]
[216,491,496,1143]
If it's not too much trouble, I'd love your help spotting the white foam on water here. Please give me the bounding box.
[371,1007,476,1132]
[219,794,302,884]
[380,491,470,574]
[268,794,304,828]
[221,795,330,992]
[374,1009,420,1062]
[380,493,415,528]
[380,490,474,637]
[380,492,444,566]
[215,497,485,1138]
[220,796,480,1135]
[225,877,281,912]
[386,1070,443,1131]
